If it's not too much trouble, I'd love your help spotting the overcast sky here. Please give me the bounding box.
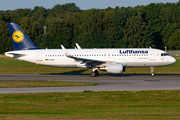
[0,0,179,11]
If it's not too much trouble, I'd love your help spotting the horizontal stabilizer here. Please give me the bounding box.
[5,51,26,58]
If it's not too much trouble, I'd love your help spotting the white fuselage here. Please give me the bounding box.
[5,48,176,68]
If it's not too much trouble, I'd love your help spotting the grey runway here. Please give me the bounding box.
[0,74,180,93]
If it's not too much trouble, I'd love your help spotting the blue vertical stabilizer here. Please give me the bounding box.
[8,22,40,50]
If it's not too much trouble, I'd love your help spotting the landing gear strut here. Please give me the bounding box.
[91,68,99,77]
[150,67,154,77]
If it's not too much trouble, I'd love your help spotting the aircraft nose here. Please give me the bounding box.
[168,57,176,65]
[172,57,176,64]
[165,57,176,66]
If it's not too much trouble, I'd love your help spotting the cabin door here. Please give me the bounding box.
[150,50,155,61]
[37,51,42,61]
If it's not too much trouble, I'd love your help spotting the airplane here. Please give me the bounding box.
[5,22,176,77]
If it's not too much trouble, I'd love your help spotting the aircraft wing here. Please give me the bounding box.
[71,56,106,64]
[61,45,106,67]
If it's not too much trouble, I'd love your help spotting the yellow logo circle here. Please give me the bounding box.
[12,30,24,43]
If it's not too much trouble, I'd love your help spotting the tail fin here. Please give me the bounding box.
[8,22,40,50]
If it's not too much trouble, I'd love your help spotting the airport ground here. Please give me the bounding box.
[0,74,180,93]
[0,75,180,119]
[0,55,180,119]
[0,88,180,119]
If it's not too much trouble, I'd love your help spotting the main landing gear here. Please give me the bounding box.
[91,68,99,77]
[150,67,154,77]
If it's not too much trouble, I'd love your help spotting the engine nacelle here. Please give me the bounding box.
[106,63,125,74]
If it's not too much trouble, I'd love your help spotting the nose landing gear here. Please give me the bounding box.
[150,67,154,76]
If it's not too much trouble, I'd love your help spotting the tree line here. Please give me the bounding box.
[1,2,180,53]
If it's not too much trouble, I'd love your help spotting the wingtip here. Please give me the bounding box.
[60,45,71,57]
[75,43,81,49]
[60,45,65,49]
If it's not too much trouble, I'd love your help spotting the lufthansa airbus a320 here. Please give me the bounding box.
[5,22,176,77]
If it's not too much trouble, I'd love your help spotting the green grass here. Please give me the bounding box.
[0,55,180,74]
[0,90,180,119]
[0,81,97,88]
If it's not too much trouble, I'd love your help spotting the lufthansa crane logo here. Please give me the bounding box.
[12,30,24,43]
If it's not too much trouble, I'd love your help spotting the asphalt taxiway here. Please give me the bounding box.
[0,74,179,93]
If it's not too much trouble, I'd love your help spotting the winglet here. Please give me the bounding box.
[60,45,71,57]
[75,43,81,49]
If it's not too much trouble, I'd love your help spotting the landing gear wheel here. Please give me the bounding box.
[91,72,96,77]
[91,70,99,77]
[150,67,155,77]
[151,72,154,77]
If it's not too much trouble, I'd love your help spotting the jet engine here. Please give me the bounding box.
[106,63,125,74]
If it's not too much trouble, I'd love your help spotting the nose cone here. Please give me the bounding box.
[168,57,176,65]
[171,57,176,64]
[162,56,176,66]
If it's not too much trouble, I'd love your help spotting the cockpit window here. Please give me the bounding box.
[161,53,169,56]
